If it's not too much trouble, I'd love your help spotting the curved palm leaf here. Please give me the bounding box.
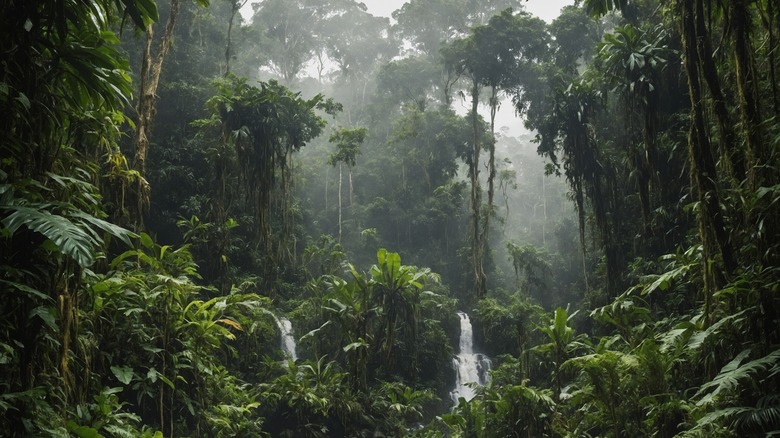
[2,206,98,267]
[695,348,780,406]
[2,205,136,268]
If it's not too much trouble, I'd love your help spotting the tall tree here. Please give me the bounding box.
[728,0,766,187]
[224,0,248,75]
[134,0,209,229]
[205,76,333,262]
[678,0,738,318]
[249,0,320,83]
[393,0,469,58]
[597,24,671,231]
[442,8,547,299]
[328,127,368,242]
[442,34,488,298]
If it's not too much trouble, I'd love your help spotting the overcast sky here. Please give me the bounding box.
[362,0,573,22]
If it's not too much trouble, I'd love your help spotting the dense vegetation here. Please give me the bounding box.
[1,0,778,436]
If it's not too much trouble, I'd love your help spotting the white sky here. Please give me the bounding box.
[362,0,573,22]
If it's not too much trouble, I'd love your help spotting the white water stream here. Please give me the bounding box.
[273,315,298,362]
[451,311,491,404]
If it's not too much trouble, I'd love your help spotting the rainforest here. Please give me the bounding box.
[1,0,779,436]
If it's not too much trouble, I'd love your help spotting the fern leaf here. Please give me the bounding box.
[696,348,780,406]
[686,308,752,353]
[694,395,780,434]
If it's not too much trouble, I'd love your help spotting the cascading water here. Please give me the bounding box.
[273,315,298,362]
[450,311,491,404]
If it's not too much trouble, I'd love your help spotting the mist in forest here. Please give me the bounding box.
[3,0,779,436]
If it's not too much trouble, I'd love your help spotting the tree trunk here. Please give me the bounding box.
[730,0,766,187]
[680,0,738,318]
[325,165,329,212]
[481,86,498,278]
[694,0,746,183]
[469,78,487,299]
[134,0,182,229]
[759,0,779,116]
[224,1,243,75]
[542,173,547,248]
[338,163,343,242]
[348,164,354,206]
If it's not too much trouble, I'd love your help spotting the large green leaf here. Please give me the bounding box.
[111,365,134,385]
[1,280,52,302]
[2,206,99,267]
[2,202,135,268]
[29,306,58,332]
[116,0,159,28]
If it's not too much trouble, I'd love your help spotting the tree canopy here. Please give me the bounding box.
[1,0,779,436]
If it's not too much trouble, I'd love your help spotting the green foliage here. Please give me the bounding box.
[694,349,780,407]
[295,249,456,420]
[4,0,780,436]
[598,24,671,100]
[505,243,556,304]
[328,127,367,168]
[532,307,591,401]
[202,73,337,275]
[582,0,630,18]
[0,0,157,433]
[2,200,135,268]
[89,235,270,434]
[473,296,542,358]
[485,383,555,437]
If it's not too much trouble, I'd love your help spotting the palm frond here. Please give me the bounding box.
[2,205,99,267]
[695,348,780,406]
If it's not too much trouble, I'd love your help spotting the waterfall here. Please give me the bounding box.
[273,315,298,362]
[451,311,491,404]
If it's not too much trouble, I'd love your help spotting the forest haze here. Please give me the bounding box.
[1,0,779,436]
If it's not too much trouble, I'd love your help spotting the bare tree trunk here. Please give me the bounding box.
[325,165,329,212]
[481,86,498,268]
[224,0,246,76]
[134,0,182,229]
[542,174,547,248]
[338,163,343,242]
[348,164,354,206]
